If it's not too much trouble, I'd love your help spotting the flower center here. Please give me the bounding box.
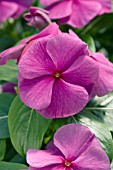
[64,160,71,167]
[53,72,61,79]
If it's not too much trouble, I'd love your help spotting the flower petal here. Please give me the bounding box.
[54,124,101,161]
[72,140,110,170]
[67,1,101,28]
[0,1,18,23]
[94,0,112,14]
[63,56,99,95]
[40,0,61,6]
[38,79,89,118]
[91,52,113,96]
[0,44,25,65]
[46,34,88,72]
[27,149,63,168]
[19,38,56,79]
[47,1,72,19]
[18,74,54,110]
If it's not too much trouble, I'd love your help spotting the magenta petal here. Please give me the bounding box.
[0,44,25,65]
[27,149,63,168]
[18,74,54,110]
[54,124,101,160]
[72,141,110,170]
[29,167,37,170]
[63,56,99,95]
[38,79,89,118]
[19,39,56,79]
[91,52,113,96]
[46,34,88,72]
[29,165,65,170]
[40,0,61,6]
[47,1,72,19]
[67,1,101,28]
[0,1,18,22]
[95,0,112,14]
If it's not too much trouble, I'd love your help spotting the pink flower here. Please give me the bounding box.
[24,7,51,31]
[18,32,99,118]
[40,0,112,28]
[90,52,113,97]
[69,30,113,97]
[0,23,59,65]
[27,124,110,170]
[0,0,33,23]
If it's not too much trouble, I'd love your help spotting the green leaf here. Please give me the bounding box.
[90,92,113,132]
[0,93,16,139]
[0,60,18,82]
[111,160,113,170]
[80,34,96,52]
[0,161,27,170]
[0,140,6,160]
[73,110,113,162]
[8,95,52,157]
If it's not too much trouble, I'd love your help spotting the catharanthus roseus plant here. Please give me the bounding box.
[40,0,112,27]
[27,124,110,170]
[0,0,113,169]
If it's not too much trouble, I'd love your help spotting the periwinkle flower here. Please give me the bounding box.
[18,33,99,118]
[40,0,112,28]
[0,0,33,23]
[27,124,110,170]
[0,23,59,65]
[24,7,51,30]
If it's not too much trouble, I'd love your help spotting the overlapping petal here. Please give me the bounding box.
[72,142,110,170]
[40,0,61,6]
[46,34,88,72]
[67,1,101,28]
[38,79,89,118]
[47,0,72,19]
[63,56,99,95]
[19,39,56,79]
[27,149,63,168]
[54,124,100,160]
[18,74,54,110]
[91,52,113,96]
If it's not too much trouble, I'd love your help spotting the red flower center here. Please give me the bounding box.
[64,160,71,167]
[53,71,62,79]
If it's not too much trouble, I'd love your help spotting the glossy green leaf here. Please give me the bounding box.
[0,60,18,82]
[0,161,27,170]
[8,95,52,157]
[0,93,15,139]
[0,140,6,161]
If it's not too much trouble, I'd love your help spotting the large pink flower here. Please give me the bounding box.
[27,124,110,170]
[40,0,112,28]
[0,0,33,23]
[18,32,99,118]
[0,23,59,65]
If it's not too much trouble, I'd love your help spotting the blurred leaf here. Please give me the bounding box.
[8,95,52,157]
[0,93,15,139]
[0,140,6,160]
[0,161,27,170]
[111,160,113,170]
[0,60,18,82]
[80,34,96,52]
